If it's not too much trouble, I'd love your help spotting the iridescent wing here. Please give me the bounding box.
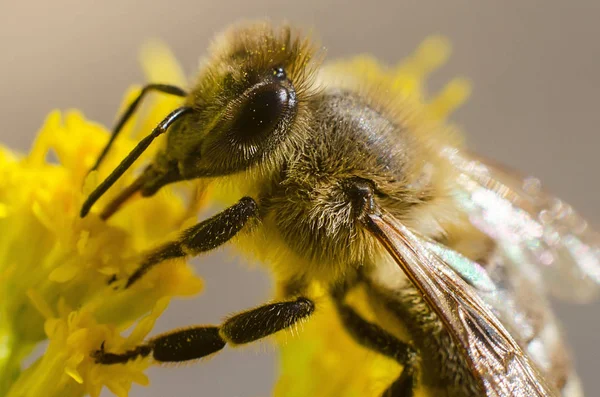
[363,210,559,397]
[445,149,600,302]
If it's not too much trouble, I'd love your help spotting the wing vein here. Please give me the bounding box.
[363,210,558,396]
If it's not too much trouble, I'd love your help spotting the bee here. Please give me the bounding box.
[82,21,599,396]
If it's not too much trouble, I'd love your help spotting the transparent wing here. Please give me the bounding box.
[445,149,600,302]
[363,210,558,397]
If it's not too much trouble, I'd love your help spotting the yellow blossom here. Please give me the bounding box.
[0,44,202,397]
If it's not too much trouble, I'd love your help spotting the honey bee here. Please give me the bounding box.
[81,21,599,396]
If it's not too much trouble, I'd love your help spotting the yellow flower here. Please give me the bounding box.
[0,44,202,397]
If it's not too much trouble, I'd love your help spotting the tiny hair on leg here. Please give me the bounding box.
[125,196,258,288]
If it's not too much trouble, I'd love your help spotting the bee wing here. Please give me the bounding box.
[445,149,600,302]
[364,211,559,397]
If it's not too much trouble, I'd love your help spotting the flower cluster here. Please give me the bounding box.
[0,43,203,397]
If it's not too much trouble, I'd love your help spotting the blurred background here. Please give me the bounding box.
[1,1,599,396]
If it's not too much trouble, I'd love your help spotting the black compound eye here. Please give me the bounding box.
[230,82,290,140]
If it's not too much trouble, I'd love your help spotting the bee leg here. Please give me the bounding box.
[124,196,258,288]
[90,84,187,173]
[331,285,418,397]
[92,297,314,364]
[382,369,416,397]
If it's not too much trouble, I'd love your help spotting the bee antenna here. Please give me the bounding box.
[80,106,192,218]
[88,84,187,174]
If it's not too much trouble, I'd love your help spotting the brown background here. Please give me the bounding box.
[1,1,599,396]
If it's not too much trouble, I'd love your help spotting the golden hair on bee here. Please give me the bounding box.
[203,21,321,100]
[80,20,595,397]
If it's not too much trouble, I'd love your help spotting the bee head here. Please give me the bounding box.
[161,22,320,181]
[80,22,321,219]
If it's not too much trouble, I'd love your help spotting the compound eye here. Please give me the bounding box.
[230,82,290,140]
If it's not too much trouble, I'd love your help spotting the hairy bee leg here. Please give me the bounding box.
[331,287,418,397]
[382,367,415,397]
[125,196,258,287]
[90,84,187,173]
[333,299,418,364]
[93,297,314,364]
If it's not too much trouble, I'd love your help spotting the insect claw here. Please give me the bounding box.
[90,341,107,362]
